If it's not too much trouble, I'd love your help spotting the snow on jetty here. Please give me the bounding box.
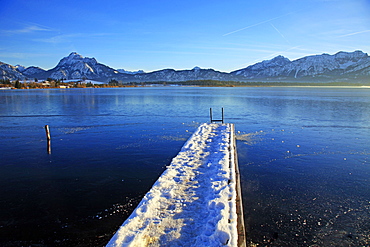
[107,123,240,247]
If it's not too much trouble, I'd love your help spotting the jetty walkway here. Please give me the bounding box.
[107,123,245,246]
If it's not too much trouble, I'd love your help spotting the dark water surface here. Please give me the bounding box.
[0,87,369,246]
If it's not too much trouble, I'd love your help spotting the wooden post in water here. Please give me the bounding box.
[45,125,51,140]
[45,125,51,154]
[210,108,213,123]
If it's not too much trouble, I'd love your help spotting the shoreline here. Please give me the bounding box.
[2,85,370,90]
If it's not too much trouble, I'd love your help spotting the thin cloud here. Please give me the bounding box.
[34,34,81,44]
[223,12,294,36]
[0,52,49,59]
[34,32,113,44]
[4,25,52,34]
[338,30,370,37]
[270,24,291,45]
[0,52,27,59]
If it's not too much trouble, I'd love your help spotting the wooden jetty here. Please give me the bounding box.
[107,122,246,246]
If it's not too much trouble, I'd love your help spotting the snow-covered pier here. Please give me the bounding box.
[107,123,245,247]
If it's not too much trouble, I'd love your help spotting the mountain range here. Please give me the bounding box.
[1,51,370,83]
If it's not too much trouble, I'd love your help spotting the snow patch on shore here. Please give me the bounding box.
[107,123,238,247]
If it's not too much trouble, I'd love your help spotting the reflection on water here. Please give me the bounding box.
[0,87,370,246]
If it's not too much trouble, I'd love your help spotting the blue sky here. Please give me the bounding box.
[1,0,369,72]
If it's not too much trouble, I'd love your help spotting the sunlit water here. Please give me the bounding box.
[0,87,369,246]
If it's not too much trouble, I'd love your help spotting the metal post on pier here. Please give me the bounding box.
[221,107,224,123]
[210,108,224,123]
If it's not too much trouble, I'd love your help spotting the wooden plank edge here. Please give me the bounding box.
[231,124,247,247]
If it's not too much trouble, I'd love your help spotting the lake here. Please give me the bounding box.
[1,87,370,246]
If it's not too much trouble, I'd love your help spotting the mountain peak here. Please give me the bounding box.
[15,64,26,72]
[56,52,99,68]
[242,55,291,71]
[272,55,290,62]
[57,52,83,67]
[334,50,368,60]
[68,52,82,58]
[264,55,291,66]
[47,52,115,80]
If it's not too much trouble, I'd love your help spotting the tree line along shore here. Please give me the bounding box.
[1,79,369,89]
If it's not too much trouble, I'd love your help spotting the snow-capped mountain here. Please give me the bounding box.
[128,67,235,82]
[0,62,26,81]
[1,51,369,82]
[232,55,291,78]
[0,63,46,81]
[22,66,46,77]
[231,51,370,82]
[46,52,120,80]
[15,65,26,73]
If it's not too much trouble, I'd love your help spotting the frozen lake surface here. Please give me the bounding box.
[1,87,370,246]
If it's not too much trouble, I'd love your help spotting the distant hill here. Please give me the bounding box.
[1,51,369,83]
